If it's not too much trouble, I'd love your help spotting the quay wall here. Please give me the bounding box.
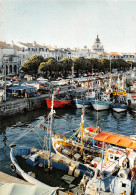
[0,90,65,118]
[0,94,48,118]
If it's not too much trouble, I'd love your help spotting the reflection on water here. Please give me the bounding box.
[0,107,136,176]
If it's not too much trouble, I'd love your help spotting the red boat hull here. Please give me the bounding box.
[46,99,72,109]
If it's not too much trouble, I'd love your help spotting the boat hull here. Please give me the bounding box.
[10,147,47,186]
[91,100,110,111]
[46,99,72,109]
[112,104,128,113]
[10,146,95,187]
[73,99,91,108]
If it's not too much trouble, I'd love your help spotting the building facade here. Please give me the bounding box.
[92,35,104,55]
[0,42,20,75]
[0,38,136,76]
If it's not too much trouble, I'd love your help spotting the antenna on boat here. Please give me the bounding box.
[48,93,55,170]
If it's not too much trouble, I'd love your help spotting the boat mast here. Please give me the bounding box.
[48,93,54,169]
[80,106,84,155]
[72,61,74,87]
[99,141,105,195]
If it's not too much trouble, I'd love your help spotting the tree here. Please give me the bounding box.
[60,58,73,76]
[111,59,120,70]
[45,58,58,77]
[127,61,133,70]
[22,55,44,75]
[30,55,44,74]
[73,57,86,76]
[117,59,129,71]
[22,60,34,74]
[98,58,110,72]
[39,62,49,76]
[87,58,99,72]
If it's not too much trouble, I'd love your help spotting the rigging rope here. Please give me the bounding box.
[9,119,45,146]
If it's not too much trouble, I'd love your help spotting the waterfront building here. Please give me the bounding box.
[0,41,20,75]
[71,48,91,59]
[92,35,104,55]
[123,53,136,62]
[109,53,123,60]
[15,41,72,62]
[0,38,136,76]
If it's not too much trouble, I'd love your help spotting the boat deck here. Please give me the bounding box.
[16,156,84,194]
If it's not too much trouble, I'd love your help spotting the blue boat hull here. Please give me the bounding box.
[112,104,128,112]
[73,98,91,108]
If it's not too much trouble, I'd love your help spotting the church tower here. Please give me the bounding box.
[92,35,104,54]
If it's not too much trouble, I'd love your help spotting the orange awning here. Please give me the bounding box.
[94,131,136,149]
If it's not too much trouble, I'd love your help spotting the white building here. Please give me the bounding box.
[92,35,104,55]
[0,42,20,75]
[123,53,136,62]
[1,38,136,76]
[15,41,72,62]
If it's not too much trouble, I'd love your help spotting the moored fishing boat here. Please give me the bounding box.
[112,91,128,113]
[9,95,94,194]
[112,100,128,113]
[85,91,96,101]
[91,99,111,111]
[52,107,102,165]
[84,131,136,195]
[46,94,72,109]
[73,97,91,108]
[52,117,136,194]
[91,93,111,111]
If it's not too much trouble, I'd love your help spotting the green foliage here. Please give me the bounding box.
[39,62,48,72]
[60,58,73,76]
[30,55,44,64]
[98,58,110,72]
[73,57,86,76]
[22,60,34,74]
[87,58,99,72]
[111,59,120,69]
[22,54,132,77]
[60,58,72,70]
[22,55,44,75]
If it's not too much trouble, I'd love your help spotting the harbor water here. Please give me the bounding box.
[0,107,136,178]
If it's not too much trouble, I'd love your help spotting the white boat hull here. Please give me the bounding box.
[91,100,110,111]
[10,147,48,186]
[76,103,91,108]
[92,104,109,111]
[112,108,127,112]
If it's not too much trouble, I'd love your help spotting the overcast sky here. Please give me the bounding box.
[0,0,136,53]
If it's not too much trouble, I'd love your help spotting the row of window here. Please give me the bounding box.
[27,48,48,52]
